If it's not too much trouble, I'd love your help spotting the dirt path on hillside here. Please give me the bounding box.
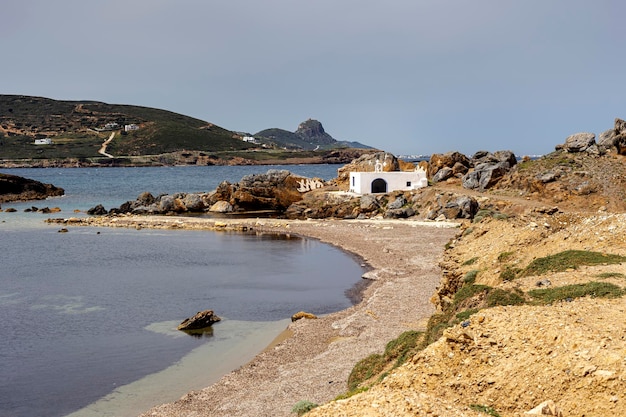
[98,131,115,158]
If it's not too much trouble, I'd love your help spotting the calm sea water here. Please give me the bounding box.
[0,165,364,417]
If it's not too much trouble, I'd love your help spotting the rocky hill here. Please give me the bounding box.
[254,119,372,150]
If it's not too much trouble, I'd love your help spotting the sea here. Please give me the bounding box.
[0,164,365,417]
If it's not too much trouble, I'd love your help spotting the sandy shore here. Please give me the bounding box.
[59,215,459,417]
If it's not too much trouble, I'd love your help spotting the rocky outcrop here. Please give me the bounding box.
[225,170,308,211]
[462,150,517,191]
[557,132,598,153]
[177,310,221,331]
[613,118,626,155]
[556,118,626,156]
[426,195,479,220]
[428,151,471,181]
[0,173,64,203]
[295,119,335,145]
[94,170,318,215]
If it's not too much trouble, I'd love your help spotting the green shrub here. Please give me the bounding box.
[499,265,522,281]
[486,288,526,307]
[421,312,454,347]
[383,330,422,367]
[456,308,480,321]
[453,284,491,306]
[596,272,626,279]
[528,281,624,305]
[462,257,479,266]
[470,404,501,416]
[347,353,386,391]
[497,251,514,263]
[292,400,319,416]
[347,330,424,391]
[334,386,369,401]
[463,270,479,284]
[521,250,626,277]
[463,227,474,236]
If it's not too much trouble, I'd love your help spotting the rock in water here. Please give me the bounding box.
[291,311,318,322]
[177,310,221,331]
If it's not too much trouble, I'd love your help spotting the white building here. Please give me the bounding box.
[242,136,260,144]
[349,159,428,194]
[34,138,53,145]
[124,124,139,132]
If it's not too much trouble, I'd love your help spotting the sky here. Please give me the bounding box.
[2,1,625,156]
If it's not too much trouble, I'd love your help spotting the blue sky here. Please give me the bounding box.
[2,1,624,156]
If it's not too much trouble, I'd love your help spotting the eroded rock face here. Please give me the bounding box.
[177,310,221,331]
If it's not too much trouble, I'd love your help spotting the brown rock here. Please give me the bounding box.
[291,311,318,322]
[177,310,221,331]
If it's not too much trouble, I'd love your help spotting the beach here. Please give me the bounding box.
[59,215,459,417]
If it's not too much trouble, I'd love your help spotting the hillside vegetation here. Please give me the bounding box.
[0,95,373,166]
[0,95,251,160]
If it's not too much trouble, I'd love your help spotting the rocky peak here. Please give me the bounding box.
[295,119,336,145]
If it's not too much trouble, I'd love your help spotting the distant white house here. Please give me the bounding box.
[34,138,53,145]
[242,136,260,144]
[124,124,139,132]
[104,122,119,130]
[349,159,428,194]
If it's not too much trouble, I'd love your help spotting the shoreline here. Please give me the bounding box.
[53,215,459,417]
[65,319,292,417]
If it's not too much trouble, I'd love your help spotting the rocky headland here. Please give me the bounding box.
[48,118,626,416]
[0,172,64,204]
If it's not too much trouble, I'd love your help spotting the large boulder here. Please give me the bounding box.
[426,195,479,220]
[462,150,517,191]
[471,150,517,168]
[182,193,206,212]
[428,152,470,179]
[598,129,616,152]
[209,200,233,213]
[228,170,308,211]
[432,167,453,183]
[462,162,511,191]
[158,194,187,213]
[177,310,221,331]
[559,132,596,153]
[614,118,626,155]
[87,204,107,215]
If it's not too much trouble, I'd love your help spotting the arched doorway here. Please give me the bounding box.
[371,178,387,193]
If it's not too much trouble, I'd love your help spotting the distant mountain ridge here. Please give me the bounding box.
[254,118,372,150]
